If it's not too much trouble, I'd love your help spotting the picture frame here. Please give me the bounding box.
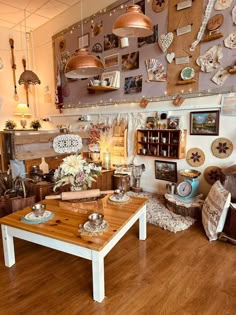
[190,110,220,136]
[155,160,177,182]
[101,70,120,87]
[121,51,139,71]
[78,33,89,49]
[104,53,119,68]
[168,116,181,129]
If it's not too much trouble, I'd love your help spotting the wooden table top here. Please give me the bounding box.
[0,195,147,251]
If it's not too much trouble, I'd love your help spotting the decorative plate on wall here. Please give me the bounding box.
[211,137,233,158]
[186,147,205,167]
[204,166,223,185]
[181,67,195,80]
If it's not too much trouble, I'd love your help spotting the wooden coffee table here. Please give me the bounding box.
[0,195,147,302]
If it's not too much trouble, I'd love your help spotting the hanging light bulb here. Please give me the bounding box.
[112,4,153,38]
[65,0,104,79]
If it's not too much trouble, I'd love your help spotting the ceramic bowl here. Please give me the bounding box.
[88,212,104,227]
[31,203,46,217]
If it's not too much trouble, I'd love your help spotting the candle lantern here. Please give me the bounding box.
[103,152,111,170]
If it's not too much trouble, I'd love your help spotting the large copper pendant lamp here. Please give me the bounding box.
[65,0,104,79]
[112,4,153,38]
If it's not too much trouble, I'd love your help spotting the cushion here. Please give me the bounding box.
[202,180,231,241]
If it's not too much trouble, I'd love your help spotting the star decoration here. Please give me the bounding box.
[208,170,221,181]
[216,142,229,154]
[190,152,201,163]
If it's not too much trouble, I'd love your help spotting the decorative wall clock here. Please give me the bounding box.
[186,148,205,167]
[211,137,233,159]
[152,0,168,13]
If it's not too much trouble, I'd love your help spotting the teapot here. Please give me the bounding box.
[166,182,176,195]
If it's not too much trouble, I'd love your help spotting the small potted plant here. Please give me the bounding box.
[5,120,17,130]
[30,119,42,131]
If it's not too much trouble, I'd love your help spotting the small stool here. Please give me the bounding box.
[164,193,204,220]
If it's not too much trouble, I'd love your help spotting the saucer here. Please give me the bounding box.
[83,220,109,232]
[109,194,130,203]
[21,210,54,224]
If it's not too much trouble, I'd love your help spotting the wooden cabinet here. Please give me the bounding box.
[0,130,89,171]
[91,169,114,191]
[137,129,187,159]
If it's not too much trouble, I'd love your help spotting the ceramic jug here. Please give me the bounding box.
[166,182,176,194]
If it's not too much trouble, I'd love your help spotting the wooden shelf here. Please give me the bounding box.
[136,129,187,160]
[87,86,119,92]
[229,68,236,74]
[176,79,196,85]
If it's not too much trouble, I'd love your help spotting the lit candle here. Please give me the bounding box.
[103,152,111,170]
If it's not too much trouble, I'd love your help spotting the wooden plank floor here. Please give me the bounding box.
[0,221,235,315]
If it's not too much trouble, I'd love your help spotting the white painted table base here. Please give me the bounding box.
[1,204,146,303]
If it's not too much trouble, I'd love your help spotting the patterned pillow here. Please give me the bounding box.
[202,180,231,241]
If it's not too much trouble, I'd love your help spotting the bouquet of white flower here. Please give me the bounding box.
[53,154,102,191]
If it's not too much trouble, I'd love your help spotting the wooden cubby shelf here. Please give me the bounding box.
[137,129,187,160]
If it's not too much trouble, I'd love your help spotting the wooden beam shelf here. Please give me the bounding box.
[87,86,119,92]
[176,79,196,85]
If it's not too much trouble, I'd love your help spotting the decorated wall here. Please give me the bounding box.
[52,0,236,110]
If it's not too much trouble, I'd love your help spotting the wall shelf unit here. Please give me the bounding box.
[137,129,187,160]
[87,86,119,92]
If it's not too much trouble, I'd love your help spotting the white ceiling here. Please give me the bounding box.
[0,0,81,32]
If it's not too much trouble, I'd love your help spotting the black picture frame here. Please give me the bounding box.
[155,160,177,182]
[190,110,220,136]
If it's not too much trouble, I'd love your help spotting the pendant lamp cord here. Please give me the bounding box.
[24,10,29,68]
[81,0,84,47]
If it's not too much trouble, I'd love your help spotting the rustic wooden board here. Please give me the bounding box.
[167,0,203,95]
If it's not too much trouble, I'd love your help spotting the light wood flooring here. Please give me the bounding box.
[0,221,235,315]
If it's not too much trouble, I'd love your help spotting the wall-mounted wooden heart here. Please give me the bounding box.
[158,32,174,53]
[166,52,175,63]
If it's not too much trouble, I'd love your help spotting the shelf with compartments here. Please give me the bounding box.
[137,129,187,159]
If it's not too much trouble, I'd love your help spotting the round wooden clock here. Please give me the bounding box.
[207,14,224,32]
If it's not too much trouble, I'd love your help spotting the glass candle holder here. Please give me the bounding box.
[103,152,111,170]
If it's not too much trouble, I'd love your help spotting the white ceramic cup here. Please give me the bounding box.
[120,37,129,48]
[101,80,107,87]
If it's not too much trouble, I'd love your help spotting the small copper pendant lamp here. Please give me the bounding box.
[65,0,104,79]
[112,4,153,38]
[65,48,104,79]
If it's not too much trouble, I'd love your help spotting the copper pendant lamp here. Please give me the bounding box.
[65,48,104,79]
[112,4,153,38]
[65,0,104,79]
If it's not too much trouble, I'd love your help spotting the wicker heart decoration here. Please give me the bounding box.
[166,52,175,63]
[158,32,174,53]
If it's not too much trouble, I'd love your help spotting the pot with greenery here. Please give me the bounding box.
[5,120,17,130]
[30,119,42,130]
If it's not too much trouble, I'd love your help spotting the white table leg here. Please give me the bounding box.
[1,225,16,267]
[91,251,105,303]
[139,205,147,240]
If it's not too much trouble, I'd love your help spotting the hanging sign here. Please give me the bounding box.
[177,0,192,11]
[175,56,190,65]
[176,24,192,36]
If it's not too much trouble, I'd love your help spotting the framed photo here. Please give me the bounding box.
[168,116,180,129]
[190,110,220,136]
[124,75,142,94]
[155,160,177,182]
[101,70,119,87]
[122,51,139,71]
[104,33,119,51]
[104,53,119,68]
[78,33,89,49]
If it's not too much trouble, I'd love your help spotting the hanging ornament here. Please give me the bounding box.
[158,32,174,52]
